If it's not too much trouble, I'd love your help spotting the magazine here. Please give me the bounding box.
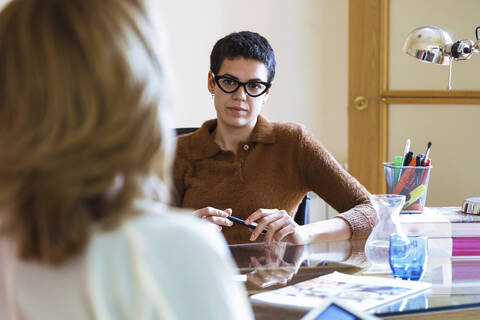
[250,271,432,311]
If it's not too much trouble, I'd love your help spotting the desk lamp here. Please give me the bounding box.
[404,26,480,214]
[403,26,480,89]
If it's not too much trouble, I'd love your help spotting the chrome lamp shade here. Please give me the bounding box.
[402,26,453,65]
[403,25,480,89]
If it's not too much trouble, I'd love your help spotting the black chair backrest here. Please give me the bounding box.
[175,127,198,136]
[174,127,310,225]
[295,193,310,226]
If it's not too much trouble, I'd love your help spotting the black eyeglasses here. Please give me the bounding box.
[213,74,271,97]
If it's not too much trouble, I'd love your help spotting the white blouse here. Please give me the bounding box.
[0,201,253,320]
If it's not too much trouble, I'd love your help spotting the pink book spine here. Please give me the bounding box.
[452,260,480,280]
[452,237,480,256]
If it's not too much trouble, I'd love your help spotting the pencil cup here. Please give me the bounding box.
[383,162,432,214]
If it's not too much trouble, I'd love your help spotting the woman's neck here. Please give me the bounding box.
[213,119,257,154]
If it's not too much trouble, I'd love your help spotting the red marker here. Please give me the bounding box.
[420,159,431,185]
[394,157,416,194]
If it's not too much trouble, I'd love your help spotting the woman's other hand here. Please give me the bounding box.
[245,243,306,288]
[193,207,233,231]
[245,209,310,245]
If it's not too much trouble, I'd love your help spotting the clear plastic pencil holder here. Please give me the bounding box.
[383,162,432,214]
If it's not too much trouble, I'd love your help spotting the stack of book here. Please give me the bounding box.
[399,207,480,257]
[399,207,480,294]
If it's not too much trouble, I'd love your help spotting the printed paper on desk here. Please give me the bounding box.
[250,272,431,311]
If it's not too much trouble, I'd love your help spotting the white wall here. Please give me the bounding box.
[0,0,347,222]
[157,0,349,165]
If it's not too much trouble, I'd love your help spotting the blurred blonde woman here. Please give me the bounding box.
[0,0,252,319]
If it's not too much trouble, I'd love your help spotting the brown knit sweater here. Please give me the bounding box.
[173,115,376,244]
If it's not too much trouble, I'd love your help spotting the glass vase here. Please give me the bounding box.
[365,194,407,268]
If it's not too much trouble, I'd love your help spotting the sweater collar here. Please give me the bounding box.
[249,115,276,144]
[190,115,276,160]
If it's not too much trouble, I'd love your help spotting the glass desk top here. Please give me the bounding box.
[229,240,480,319]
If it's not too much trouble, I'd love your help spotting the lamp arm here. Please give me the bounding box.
[450,39,475,60]
[473,40,480,53]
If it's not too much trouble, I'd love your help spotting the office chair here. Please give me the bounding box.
[175,127,199,136]
[174,127,310,225]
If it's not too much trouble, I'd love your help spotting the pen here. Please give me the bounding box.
[227,216,267,234]
[402,139,411,163]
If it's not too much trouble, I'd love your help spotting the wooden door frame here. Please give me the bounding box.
[348,0,386,193]
[348,0,480,194]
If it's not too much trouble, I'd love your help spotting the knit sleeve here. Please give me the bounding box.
[296,126,376,239]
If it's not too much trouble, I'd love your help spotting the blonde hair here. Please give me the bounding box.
[0,0,172,264]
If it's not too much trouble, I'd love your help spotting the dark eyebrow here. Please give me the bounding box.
[222,73,238,80]
[222,73,265,82]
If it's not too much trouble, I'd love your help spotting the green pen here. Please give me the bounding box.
[393,155,403,188]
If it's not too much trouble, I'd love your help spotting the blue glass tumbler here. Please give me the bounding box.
[389,234,428,281]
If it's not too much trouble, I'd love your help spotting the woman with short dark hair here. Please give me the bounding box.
[173,31,376,245]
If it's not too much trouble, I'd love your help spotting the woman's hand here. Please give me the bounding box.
[245,209,310,245]
[193,207,233,231]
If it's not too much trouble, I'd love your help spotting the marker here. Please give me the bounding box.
[394,157,416,194]
[404,185,427,208]
[415,154,422,167]
[393,155,403,188]
[402,151,413,166]
[403,171,418,192]
[414,154,423,183]
[404,203,424,211]
[420,159,431,185]
[227,216,267,234]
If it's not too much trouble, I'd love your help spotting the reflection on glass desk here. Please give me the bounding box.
[229,240,480,320]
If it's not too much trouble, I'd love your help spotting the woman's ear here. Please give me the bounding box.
[207,71,215,94]
[262,86,271,104]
